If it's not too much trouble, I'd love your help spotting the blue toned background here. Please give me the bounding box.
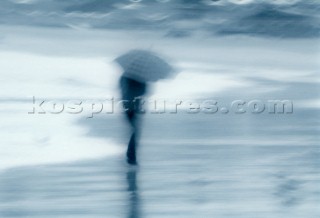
[0,0,319,217]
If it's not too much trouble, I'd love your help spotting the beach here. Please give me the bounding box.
[0,110,319,218]
[0,10,319,217]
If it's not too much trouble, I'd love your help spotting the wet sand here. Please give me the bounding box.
[0,112,319,218]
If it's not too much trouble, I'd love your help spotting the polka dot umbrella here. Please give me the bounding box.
[115,49,174,82]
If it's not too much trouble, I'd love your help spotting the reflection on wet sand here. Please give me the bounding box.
[126,168,141,218]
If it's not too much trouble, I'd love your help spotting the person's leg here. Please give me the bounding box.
[127,132,137,164]
[125,110,138,164]
[120,75,147,164]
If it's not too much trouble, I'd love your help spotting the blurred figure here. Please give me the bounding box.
[119,75,147,165]
[115,49,174,165]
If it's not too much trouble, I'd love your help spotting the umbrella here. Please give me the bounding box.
[115,49,174,82]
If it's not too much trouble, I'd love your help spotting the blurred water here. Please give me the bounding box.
[0,110,319,218]
[0,1,319,216]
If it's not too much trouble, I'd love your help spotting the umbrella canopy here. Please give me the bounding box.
[115,49,173,82]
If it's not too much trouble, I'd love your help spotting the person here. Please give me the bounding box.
[119,74,147,165]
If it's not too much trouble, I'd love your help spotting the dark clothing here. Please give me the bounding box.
[119,75,147,164]
[120,76,147,105]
